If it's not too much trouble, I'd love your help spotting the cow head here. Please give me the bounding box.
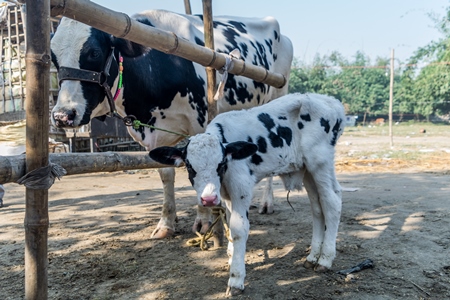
[50,17,147,128]
[149,134,257,207]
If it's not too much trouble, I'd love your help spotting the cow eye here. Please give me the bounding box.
[90,50,101,59]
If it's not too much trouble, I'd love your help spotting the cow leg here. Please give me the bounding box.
[151,167,177,239]
[258,176,274,214]
[224,196,251,296]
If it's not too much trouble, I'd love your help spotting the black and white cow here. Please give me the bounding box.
[150,93,345,296]
[50,10,293,238]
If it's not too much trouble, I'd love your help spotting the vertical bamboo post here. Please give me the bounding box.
[389,49,394,147]
[24,0,51,299]
[202,0,217,122]
[184,0,192,15]
[202,0,222,247]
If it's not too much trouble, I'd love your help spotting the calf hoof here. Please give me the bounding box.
[314,265,329,273]
[226,286,244,297]
[303,260,329,272]
[150,227,175,239]
[258,204,274,214]
[303,260,316,269]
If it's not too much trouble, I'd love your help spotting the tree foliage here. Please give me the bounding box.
[289,6,450,121]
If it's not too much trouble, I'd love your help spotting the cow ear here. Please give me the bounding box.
[111,37,149,58]
[225,142,258,160]
[149,147,184,167]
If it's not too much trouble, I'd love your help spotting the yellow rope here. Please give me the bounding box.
[186,207,232,250]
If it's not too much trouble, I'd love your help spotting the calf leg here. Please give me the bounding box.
[192,205,212,234]
[151,167,177,239]
[303,169,342,271]
[316,174,341,269]
[303,170,326,269]
[224,197,251,296]
[258,176,274,214]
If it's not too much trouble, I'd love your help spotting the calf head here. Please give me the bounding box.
[149,134,257,207]
[50,17,147,128]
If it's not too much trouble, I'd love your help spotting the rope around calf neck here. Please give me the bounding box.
[186,206,232,250]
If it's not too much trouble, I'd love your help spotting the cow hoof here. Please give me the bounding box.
[150,227,175,239]
[303,260,316,269]
[226,286,244,297]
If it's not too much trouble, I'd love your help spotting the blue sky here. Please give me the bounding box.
[93,0,449,64]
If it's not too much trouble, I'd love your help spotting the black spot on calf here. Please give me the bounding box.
[251,154,263,165]
[257,136,267,153]
[300,114,311,121]
[277,126,292,146]
[258,113,275,131]
[331,119,342,146]
[268,132,283,148]
[320,118,330,133]
[297,121,304,130]
[215,123,228,143]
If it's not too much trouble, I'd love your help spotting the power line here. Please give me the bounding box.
[295,61,450,70]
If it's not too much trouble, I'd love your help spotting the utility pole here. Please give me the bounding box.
[389,49,394,147]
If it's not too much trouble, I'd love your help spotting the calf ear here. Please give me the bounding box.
[225,142,258,160]
[149,147,184,166]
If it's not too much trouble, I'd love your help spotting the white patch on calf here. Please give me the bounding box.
[186,134,224,206]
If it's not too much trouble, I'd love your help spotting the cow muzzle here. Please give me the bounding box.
[53,109,77,127]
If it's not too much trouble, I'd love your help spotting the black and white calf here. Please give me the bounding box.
[150,93,345,296]
[50,10,293,238]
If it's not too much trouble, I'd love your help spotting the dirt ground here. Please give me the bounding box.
[1,130,450,299]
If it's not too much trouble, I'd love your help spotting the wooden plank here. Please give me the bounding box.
[49,0,287,88]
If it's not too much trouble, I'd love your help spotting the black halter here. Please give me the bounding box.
[57,47,117,116]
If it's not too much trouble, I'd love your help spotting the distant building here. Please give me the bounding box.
[345,115,358,127]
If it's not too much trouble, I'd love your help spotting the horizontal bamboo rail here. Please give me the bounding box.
[0,152,171,184]
[49,0,287,88]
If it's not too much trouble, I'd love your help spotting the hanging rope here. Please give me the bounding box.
[214,49,241,101]
[17,162,67,190]
[186,206,232,250]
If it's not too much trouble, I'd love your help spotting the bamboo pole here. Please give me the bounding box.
[202,0,217,121]
[0,152,172,184]
[201,0,222,248]
[184,0,192,15]
[24,1,50,299]
[49,0,287,88]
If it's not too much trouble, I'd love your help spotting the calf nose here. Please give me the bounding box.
[53,109,76,127]
[201,195,220,207]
